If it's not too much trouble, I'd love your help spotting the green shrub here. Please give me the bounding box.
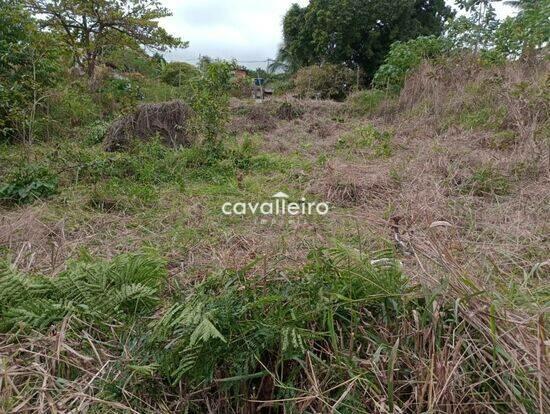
[97,77,144,114]
[229,76,251,98]
[0,253,165,331]
[373,36,450,92]
[83,120,110,145]
[148,245,407,386]
[0,164,58,204]
[293,64,356,100]
[188,61,232,146]
[45,83,101,133]
[140,77,189,102]
[271,77,294,96]
[160,62,200,87]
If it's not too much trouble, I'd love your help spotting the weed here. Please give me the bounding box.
[0,245,543,412]
[338,124,393,157]
[456,105,507,131]
[510,160,541,180]
[0,252,165,331]
[0,164,58,205]
[489,130,517,150]
[346,89,387,115]
[88,178,158,212]
[83,120,110,145]
[461,166,510,197]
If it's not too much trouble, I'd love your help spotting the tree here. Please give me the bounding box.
[0,0,60,142]
[496,0,549,60]
[446,0,500,52]
[503,0,538,8]
[24,0,186,77]
[445,0,549,61]
[279,0,453,80]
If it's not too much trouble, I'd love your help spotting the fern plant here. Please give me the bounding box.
[145,244,407,391]
[0,253,166,331]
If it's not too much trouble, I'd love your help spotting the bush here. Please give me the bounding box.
[373,36,450,92]
[293,64,356,100]
[0,164,58,205]
[97,77,144,114]
[83,120,110,145]
[229,76,251,98]
[188,61,232,147]
[160,62,200,87]
[44,83,101,134]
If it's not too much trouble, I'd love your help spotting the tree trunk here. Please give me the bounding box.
[86,54,96,78]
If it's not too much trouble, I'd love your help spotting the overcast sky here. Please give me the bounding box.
[160,0,516,69]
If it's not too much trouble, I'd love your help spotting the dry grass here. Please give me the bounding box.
[104,100,195,151]
[0,57,548,413]
[0,206,68,274]
[310,160,396,207]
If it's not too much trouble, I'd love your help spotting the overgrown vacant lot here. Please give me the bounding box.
[1,59,549,413]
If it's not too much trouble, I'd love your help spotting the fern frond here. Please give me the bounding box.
[112,283,159,314]
[1,299,70,330]
[0,253,167,332]
[108,254,165,288]
[189,317,226,346]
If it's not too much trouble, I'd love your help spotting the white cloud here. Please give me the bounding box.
[158,0,516,68]
[159,0,308,68]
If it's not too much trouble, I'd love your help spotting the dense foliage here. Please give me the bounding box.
[279,0,453,79]
[494,0,550,60]
[160,61,200,87]
[0,164,58,204]
[373,36,451,91]
[24,0,186,76]
[0,0,60,142]
[293,64,356,100]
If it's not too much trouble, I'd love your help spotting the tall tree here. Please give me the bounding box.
[24,0,186,76]
[279,0,453,79]
[0,0,60,142]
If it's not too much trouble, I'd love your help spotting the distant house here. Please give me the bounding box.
[234,68,248,79]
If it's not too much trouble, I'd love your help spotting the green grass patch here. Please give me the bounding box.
[337,124,393,157]
[460,166,510,197]
[0,164,58,205]
[346,89,389,115]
